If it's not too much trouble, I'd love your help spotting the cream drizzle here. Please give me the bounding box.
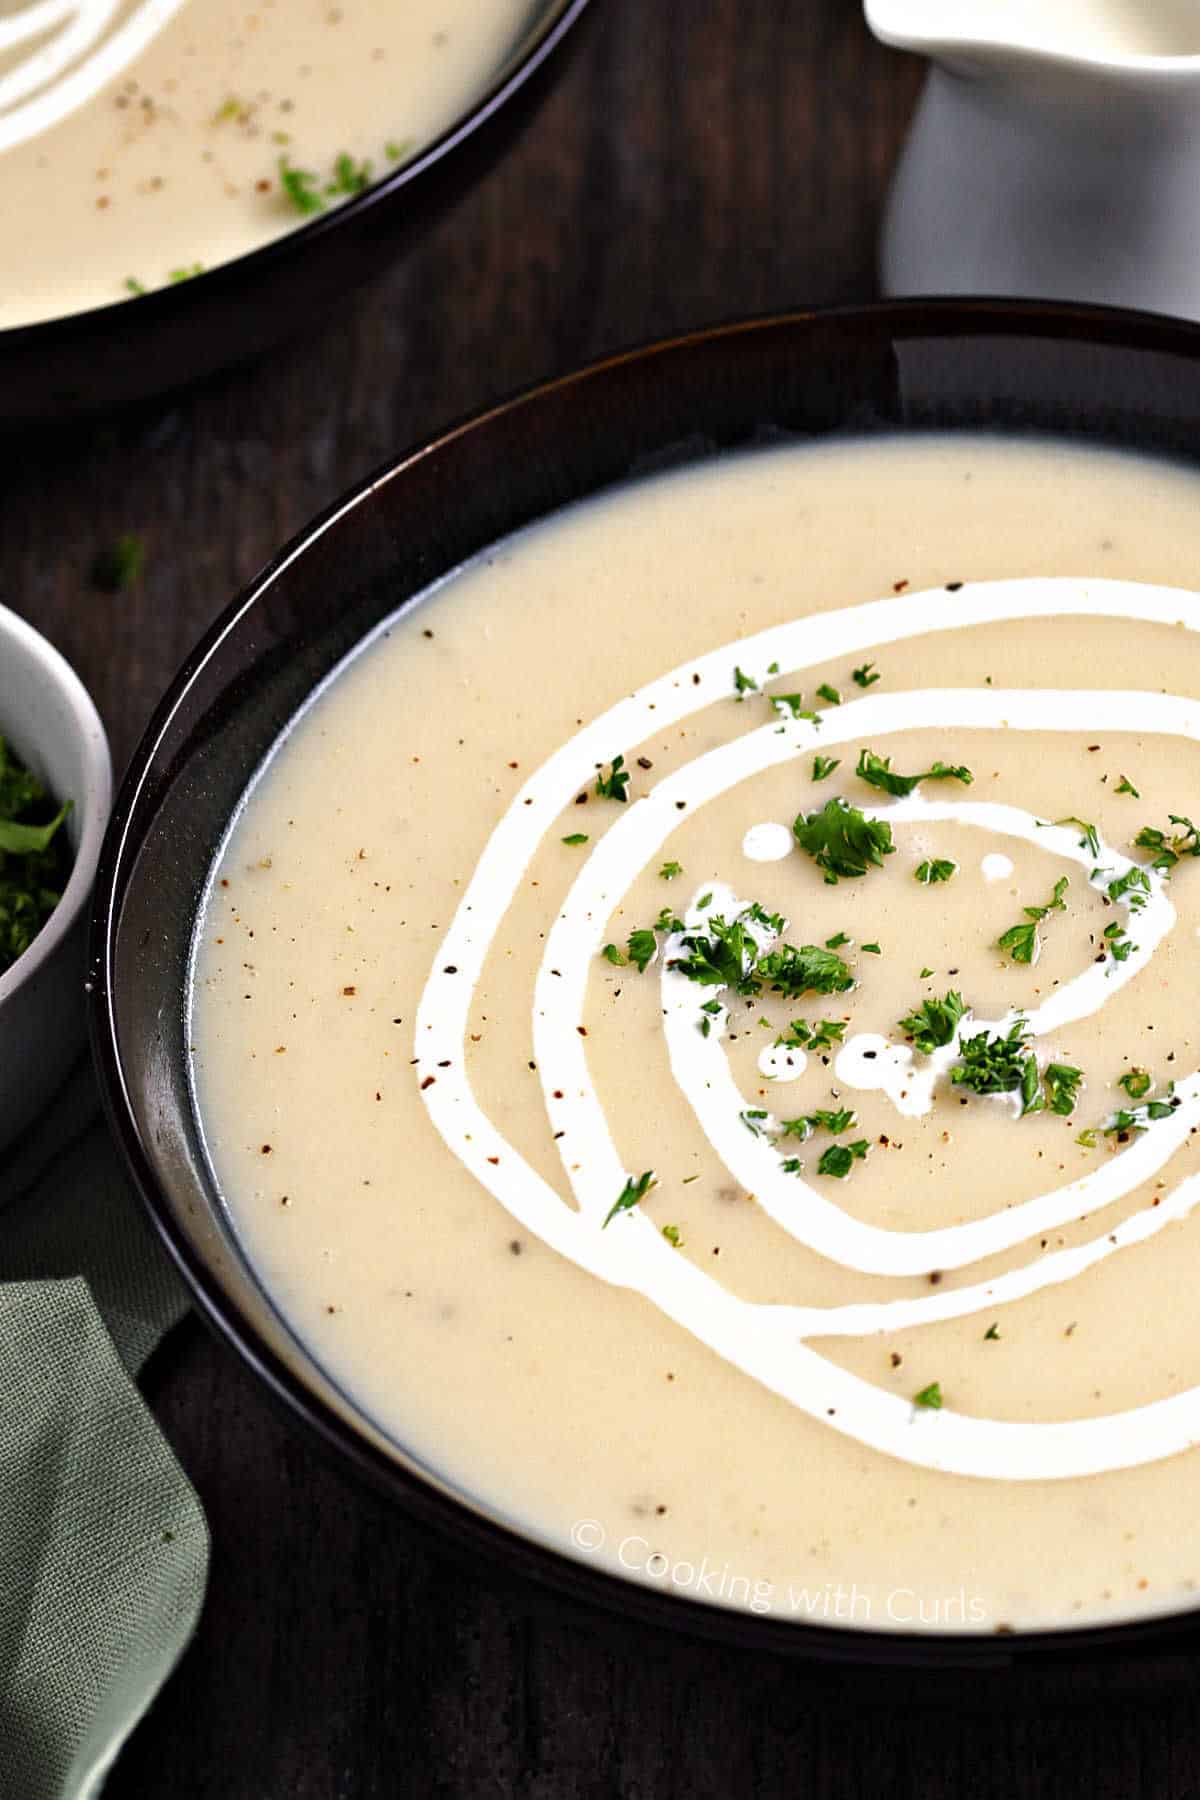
[414,577,1200,1481]
[0,0,188,155]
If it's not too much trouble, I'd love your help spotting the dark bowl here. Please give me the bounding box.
[90,299,1200,1673]
[1,0,590,430]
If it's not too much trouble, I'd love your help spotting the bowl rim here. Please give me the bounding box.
[90,296,1200,1667]
[0,604,112,1008]
[1,0,591,350]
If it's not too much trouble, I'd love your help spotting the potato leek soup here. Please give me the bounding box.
[191,434,1200,1635]
[3,0,532,328]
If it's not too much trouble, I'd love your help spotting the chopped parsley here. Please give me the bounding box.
[915,859,957,885]
[817,1139,870,1178]
[124,277,146,297]
[626,928,659,973]
[595,753,631,803]
[996,875,1068,965]
[913,1381,943,1410]
[754,942,854,998]
[951,1019,1041,1112]
[861,942,881,955]
[1107,865,1151,911]
[824,931,851,949]
[984,1324,1000,1342]
[661,1223,684,1248]
[671,912,761,993]
[771,693,819,724]
[1051,816,1100,858]
[562,833,589,846]
[780,1107,857,1140]
[1040,1062,1084,1117]
[897,990,967,1054]
[602,1170,656,1228]
[168,263,204,283]
[1118,1067,1152,1100]
[794,796,895,883]
[327,152,372,195]
[0,739,72,977]
[1102,919,1135,963]
[1134,816,1200,874]
[659,860,683,880]
[1116,776,1140,798]
[279,157,325,214]
[774,1018,847,1053]
[733,665,758,698]
[812,755,840,782]
[852,662,880,688]
[601,943,626,966]
[1103,1098,1178,1136]
[385,137,414,162]
[855,748,972,798]
[816,683,841,706]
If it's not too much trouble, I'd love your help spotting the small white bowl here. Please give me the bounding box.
[0,605,111,1150]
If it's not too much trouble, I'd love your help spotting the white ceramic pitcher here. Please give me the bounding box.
[866,0,1200,319]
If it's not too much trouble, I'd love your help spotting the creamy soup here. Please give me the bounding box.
[191,434,1200,1634]
[3,0,534,329]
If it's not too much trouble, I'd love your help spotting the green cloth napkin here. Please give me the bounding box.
[0,1057,210,1800]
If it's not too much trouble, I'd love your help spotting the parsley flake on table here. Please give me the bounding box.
[855,748,972,798]
[794,796,894,882]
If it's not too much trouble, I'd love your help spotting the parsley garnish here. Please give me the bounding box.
[996,876,1068,965]
[733,665,758,698]
[771,694,818,723]
[1119,1067,1152,1099]
[1102,920,1135,963]
[862,942,881,955]
[780,1107,857,1140]
[661,1223,684,1248]
[1116,776,1140,798]
[659,861,683,880]
[1103,1099,1178,1136]
[385,138,413,162]
[1107,866,1151,911]
[562,833,589,846]
[984,1324,1000,1342]
[852,662,880,688]
[168,263,204,283]
[328,152,372,195]
[626,928,658,972]
[602,943,626,966]
[1134,816,1200,874]
[913,1381,943,1409]
[124,277,146,297]
[754,942,854,998]
[817,1140,870,1178]
[774,1018,847,1053]
[897,991,966,1054]
[952,1019,1042,1112]
[794,796,894,883]
[1050,816,1100,857]
[915,859,956,885]
[603,1170,656,1228]
[1040,1062,1083,1117]
[671,913,760,992]
[595,754,631,803]
[855,749,972,798]
[825,931,850,949]
[812,755,840,782]
[279,157,325,214]
[816,683,841,706]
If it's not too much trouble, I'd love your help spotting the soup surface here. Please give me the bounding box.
[192,434,1200,1634]
[3,0,533,329]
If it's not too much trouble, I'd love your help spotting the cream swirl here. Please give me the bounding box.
[414,577,1200,1482]
[0,0,188,154]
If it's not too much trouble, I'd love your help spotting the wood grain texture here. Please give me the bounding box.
[8,0,1200,1792]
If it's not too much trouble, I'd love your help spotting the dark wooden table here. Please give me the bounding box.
[7,3,1200,1793]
